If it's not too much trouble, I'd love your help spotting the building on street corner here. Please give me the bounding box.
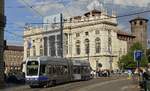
[4,45,24,75]
[23,8,132,71]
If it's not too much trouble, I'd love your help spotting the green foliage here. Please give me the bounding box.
[118,42,148,69]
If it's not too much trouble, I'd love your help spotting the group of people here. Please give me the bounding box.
[91,69,111,78]
[138,64,150,91]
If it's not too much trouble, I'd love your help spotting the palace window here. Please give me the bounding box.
[95,38,101,53]
[27,49,30,57]
[85,39,90,54]
[64,33,68,55]
[76,33,80,37]
[40,45,43,56]
[76,40,81,55]
[32,45,36,56]
[108,29,111,35]
[49,36,56,56]
[85,32,89,36]
[40,38,42,42]
[57,35,61,56]
[95,30,100,34]
[108,37,112,52]
[44,37,48,56]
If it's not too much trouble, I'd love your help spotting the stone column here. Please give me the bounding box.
[0,0,6,88]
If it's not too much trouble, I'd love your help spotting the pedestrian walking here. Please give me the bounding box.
[143,63,150,91]
[127,69,132,80]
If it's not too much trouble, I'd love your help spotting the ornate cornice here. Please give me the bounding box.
[23,29,60,38]
[64,21,117,30]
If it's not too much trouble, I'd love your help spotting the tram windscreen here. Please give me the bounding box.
[27,61,39,76]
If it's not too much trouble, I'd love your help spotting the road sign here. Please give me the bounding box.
[134,50,142,61]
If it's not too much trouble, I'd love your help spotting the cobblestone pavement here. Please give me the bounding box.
[1,76,139,91]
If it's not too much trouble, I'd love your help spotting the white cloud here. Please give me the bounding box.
[17,0,88,17]
[87,0,100,10]
[105,0,150,7]
[18,0,150,17]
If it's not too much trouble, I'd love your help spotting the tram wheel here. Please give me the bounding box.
[52,80,56,86]
[45,81,52,87]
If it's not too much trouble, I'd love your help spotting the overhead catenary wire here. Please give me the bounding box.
[5,8,150,39]
[5,10,150,38]
[5,30,23,38]
[16,9,150,25]
[5,1,150,49]
[21,0,44,17]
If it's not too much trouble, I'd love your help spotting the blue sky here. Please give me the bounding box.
[5,0,150,47]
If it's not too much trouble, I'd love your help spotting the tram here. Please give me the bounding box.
[25,56,91,88]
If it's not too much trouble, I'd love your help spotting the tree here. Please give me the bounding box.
[118,42,148,69]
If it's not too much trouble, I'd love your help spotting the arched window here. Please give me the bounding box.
[76,40,80,55]
[27,49,30,57]
[108,37,112,52]
[40,45,43,56]
[95,38,101,53]
[85,39,90,54]
[140,21,143,25]
[32,45,36,56]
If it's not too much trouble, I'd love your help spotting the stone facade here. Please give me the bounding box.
[23,27,44,58]
[63,10,125,70]
[117,30,135,51]
[24,9,130,71]
[0,0,6,88]
[4,45,23,74]
[130,17,148,49]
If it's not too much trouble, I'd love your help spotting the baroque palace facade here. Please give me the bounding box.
[23,9,135,71]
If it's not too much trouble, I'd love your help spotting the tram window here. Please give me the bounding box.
[78,67,80,74]
[58,66,61,75]
[40,65,46,76]
[53,66,57,74]
[64,66,68,74]
[73,67,77,73]
[48,65,52,74]
[59,66,63,75]
[56,66,60,75]
[81,67,84,73]
[73,66,80,74]
[62,66,65,74]
[27,61,38,76]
